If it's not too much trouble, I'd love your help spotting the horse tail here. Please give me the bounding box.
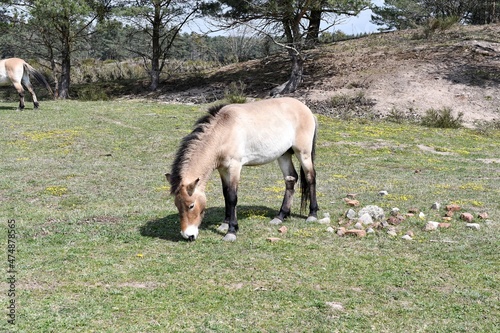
[300,117,318,214]
[24,62,54,98]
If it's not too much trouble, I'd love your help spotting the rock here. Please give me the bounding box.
[390,207,400,216]
[306,216,318,222]
[387,229,398,237]
[424,221,440,231]
[431,202,441,210]
[345,229,366,238]
[478,212,489,219]
[358,205,385,221]
[358,212,373,226]
[346,209,357,220]
[378,190,389,196]
[354,222,363,230]
[344,198,360,207]
[337,227,346,237]
[438,222,451,228]
[406,230,414,237]
[446,204,461,212]
[387,215,405,226]
[318,213,331,224]
[366,227,375,234]
[466,223,481,230]
[346,193,358,199]
[401,234,413,241]
[278,226,288,234]
[326,227,335,233]
[218,223,229,232]
[460,213,474,223]
[419,212,426,219]
[266,237,281,242]
[406,213,415,217]
[444,210,454,217]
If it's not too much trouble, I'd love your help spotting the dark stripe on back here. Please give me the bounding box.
[169,104,227,194]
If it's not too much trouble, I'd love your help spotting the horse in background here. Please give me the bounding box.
[0,58,53,110]
[166,97,319,242]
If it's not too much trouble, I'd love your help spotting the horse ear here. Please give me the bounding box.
[186,178,200,196]
[165,173,171,184]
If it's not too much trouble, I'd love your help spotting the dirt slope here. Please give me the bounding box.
[158,24,500,127]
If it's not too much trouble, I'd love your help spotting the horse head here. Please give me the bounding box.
[166,175,206,241]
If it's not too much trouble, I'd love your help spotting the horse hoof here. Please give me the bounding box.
[217,223,229,232]
[306,216,318,222]
[269,218,283,225]
[223,233,237,242]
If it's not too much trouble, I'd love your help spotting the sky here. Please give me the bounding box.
[186,1,385,36]
[334,0,384,35]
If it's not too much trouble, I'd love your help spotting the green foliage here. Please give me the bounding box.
[420,107,464,128]
[224,81,247,104]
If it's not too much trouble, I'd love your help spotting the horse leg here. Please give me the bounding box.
[218,165,242,241]
[21,75,39,109]
[12,82,25,110]
[296,152,319,222]
[270,153,298,225]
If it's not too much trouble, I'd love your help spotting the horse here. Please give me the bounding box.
[0,58,53,110]
[166,97,319,241]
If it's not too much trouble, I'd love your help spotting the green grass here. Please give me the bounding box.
[0,100,499,332]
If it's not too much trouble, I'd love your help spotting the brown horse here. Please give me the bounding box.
[0,58,53,110]
[166,97,319,241]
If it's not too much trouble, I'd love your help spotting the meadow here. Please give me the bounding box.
[0,100,498,332]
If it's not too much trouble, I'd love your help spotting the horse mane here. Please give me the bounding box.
[169,103,227,194]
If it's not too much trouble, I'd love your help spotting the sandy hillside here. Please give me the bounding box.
[158,24,500,127]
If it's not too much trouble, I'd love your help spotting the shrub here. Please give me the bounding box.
[420,107,463,128]
[224,81,247,104]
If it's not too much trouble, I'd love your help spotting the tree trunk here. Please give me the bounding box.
[149,2,162,91]
[306,9,322,47]
[270,52,304,96]
[58,19,71,99]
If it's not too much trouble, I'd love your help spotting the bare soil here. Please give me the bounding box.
[155,24,500,127]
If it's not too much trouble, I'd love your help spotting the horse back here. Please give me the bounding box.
[217,98,316,166]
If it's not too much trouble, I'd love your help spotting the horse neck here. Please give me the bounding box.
[181,131,222,192]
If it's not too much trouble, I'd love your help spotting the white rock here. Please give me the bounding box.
[346,209,357,220]
[326,227,335,233]
[387,229,398,237]
[354,222,363,230]
[358,212,373,226]
[390,207,400,216]
[366,228,375,234]
[466,223,481,230]
[424,221,440,231]
[401,234,413,241]
[318,212,331,224]
[379,190,389,196]
[431,202,441,210]
[419,212,426,219]
[358,205,385,221]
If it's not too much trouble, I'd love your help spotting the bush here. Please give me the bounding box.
[420,107,463,128]
[224,81,247,104]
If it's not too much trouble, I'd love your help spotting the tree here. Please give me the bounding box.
[205,0,369,95]
[5,0,111,98]
[372,0,500,30]
[115,0,201,91]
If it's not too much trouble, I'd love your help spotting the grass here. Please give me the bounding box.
[0,100,499,332]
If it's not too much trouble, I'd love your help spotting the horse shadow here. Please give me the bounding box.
[140,205,280,242]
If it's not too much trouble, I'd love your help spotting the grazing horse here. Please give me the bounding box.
[166,97,319,241]
[0,58,53,110]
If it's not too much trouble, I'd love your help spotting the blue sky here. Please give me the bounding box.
[186,1,385,36]
[334,0,384,35]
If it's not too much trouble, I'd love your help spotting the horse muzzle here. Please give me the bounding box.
[180,225,199,241]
